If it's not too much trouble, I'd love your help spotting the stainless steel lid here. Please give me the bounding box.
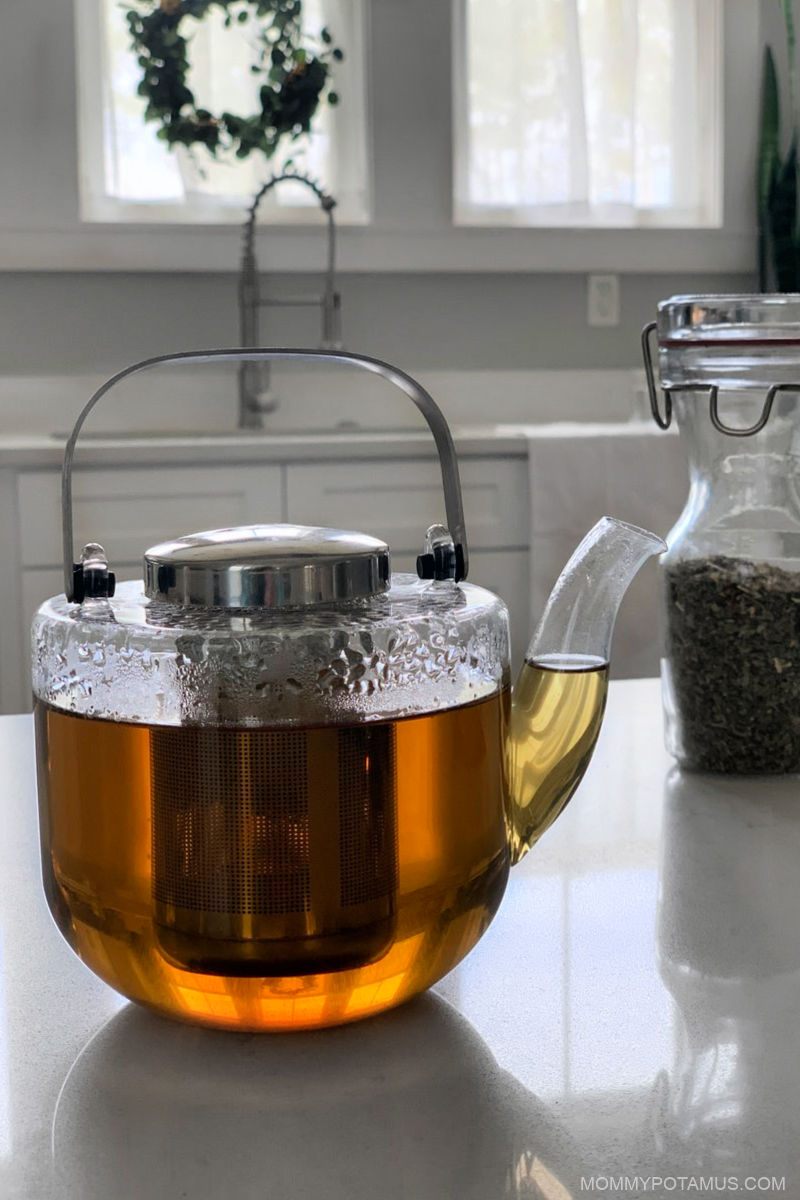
[144,524,391,609]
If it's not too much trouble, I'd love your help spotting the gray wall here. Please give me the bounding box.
[0,0,763,378]
[0,269,755,376]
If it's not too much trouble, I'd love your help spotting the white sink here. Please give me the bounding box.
[49,425,425,442]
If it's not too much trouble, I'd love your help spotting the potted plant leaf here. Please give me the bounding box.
[759,0,800,290]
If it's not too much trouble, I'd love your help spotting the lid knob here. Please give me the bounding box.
[73,543,116,604]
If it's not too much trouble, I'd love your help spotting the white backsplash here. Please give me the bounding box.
[0,367,647,437]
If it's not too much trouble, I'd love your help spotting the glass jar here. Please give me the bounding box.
[644,295,800,774]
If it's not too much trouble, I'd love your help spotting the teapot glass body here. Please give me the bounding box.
[34,573,514,1031]
[33,512,661,1032]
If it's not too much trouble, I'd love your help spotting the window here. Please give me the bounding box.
[0,0,756,271]
[454,0,722,228]
[75,0,369,223]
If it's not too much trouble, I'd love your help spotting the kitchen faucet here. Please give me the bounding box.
[238,170,342,430]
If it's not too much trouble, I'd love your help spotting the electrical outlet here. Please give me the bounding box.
[588,274,620,327]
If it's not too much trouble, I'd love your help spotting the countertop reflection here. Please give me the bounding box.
[53,995,578,1200]
[2,681,800,1199]
[652,769,800,1183]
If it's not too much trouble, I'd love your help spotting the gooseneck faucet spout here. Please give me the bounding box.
[238,171,341,429]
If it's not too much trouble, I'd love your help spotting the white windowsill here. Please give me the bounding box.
[0,223,755,274]
[80,196,372,227]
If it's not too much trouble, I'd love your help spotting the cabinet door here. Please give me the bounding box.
[18,464,283,568]
[285,458,528,552]
[0,469,22,712]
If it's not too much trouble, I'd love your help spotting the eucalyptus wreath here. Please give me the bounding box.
[125,0,343,162]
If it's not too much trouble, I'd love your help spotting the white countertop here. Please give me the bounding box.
[0,422,665,470]
[2,678,799,1199]
[0,427,529,468]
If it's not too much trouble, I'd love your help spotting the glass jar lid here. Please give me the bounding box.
[643,294,800,436]
[657,294,800,343]
[143,524,391,609]
[655,294,800,391]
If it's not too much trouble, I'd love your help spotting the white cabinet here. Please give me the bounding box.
[0,468,22,713]
[1,452,531,713]
[285,458,528,551]
[18,464,282,567]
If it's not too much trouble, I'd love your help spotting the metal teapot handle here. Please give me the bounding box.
[62,347,469,602]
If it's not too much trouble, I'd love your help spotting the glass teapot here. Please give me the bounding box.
[33,348,663,1032]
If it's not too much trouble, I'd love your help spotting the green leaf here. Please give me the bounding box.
[785,0,797,68]
[759,46,780,215]
[769,139,800,290]
[784,0,799,133]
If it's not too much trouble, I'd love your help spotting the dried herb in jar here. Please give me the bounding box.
[664,555,800,774]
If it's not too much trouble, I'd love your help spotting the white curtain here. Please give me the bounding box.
[461,0,717,225]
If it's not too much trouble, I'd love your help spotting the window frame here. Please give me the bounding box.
[75,0,371,226]
[0,0,761,274]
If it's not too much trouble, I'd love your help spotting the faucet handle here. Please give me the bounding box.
[320,291,342,351]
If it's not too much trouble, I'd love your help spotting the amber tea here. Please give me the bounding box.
[507,655,609,861]
[35,693,509,1031]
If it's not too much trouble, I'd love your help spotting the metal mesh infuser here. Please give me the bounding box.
[151,723,398,976]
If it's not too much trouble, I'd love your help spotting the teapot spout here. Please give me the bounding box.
[527,516,666,667]
[507,517,664,863]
